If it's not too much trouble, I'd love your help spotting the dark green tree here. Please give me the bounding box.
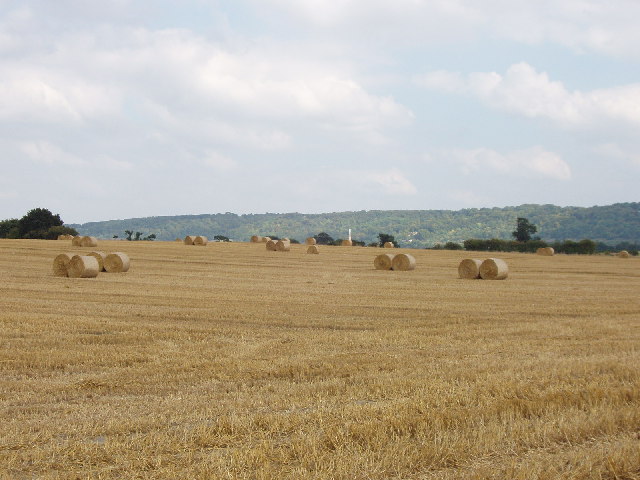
[314,232,334,245]
[0,219,19,238]
[377,233,397,247]
[512,217,537,242]
[214,235,230,242]
[124,230,133,241]
[45,225,78,240]
[18,208,63,239]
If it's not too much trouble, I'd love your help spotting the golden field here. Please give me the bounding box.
[1,238,639,479]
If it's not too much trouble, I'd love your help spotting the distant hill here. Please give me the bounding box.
[69,202,640,248]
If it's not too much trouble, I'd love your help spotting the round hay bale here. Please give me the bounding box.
[383,242,394,248]
[72,236,83,246]
[184,236,195,245]
[618,250,630,258]
[276,240,291,252]
[305,237,317,246]
[251,235,262,243]
[536,247,555,256]
[479,258,509,280]
[374,253,395,270]
[104,252,130,273]
[53,253,73,277]
[80,236,98,247]
[194,236,208,246]
[392,253,416,271]
[307,245,319,254]
[341,239,353,246]
[266,239,277,251]
[57,235,66,240]
[175,238,181,242]
[67,255,99,278]
[458,258,482,279]
[262,237,271,243]
[88,251,107,272]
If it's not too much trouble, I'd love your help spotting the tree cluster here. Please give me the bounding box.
[0,208,77,239]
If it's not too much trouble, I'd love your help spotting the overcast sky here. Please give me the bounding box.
[1,0,639,223]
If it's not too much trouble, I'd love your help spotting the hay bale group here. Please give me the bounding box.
[374,253,416,271]
[53,251,130,278]
[71,236,98,247]
[184,235,208,245]
[266,238,291,252]
[458,258,509,280]
[251,235,271,243]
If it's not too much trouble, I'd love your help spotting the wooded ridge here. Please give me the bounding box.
[68,202,640,248]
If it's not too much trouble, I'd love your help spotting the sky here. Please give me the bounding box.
[1,0,639,224]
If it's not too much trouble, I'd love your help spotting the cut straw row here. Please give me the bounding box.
[53,252,130,278]
[374,253,416,271]
[184,236,208,245]
[458,258,509,280]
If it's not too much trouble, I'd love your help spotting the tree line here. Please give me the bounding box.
[0,208,77,239]
[431,217,638,255]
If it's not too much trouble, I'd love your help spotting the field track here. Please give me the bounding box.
[1,239,639,479]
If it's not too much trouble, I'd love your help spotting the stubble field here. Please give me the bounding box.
[1,239,639,479]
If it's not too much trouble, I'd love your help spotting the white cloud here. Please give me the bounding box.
[416,62,640,128]
[250,0,640,58]
[593,143,640,167]
[439,146,571,180]
[94,155,134,171]
[365,168,418,195]
[19,141,86,166]
[0,23,411,151]
[201,151,237,171]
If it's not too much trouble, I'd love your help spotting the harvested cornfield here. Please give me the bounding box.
[87,251,107,272]
[1,240,639,480]
[537,247,555,256]
[104,252,130,273]
[373,253,395,270]
[383,242,394,248]
[307,245,319,254]
[458,258,482,279]
[479,258,509,280]
[305,237,316,246]
[67,255,99,278]
[193,236,208,246]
